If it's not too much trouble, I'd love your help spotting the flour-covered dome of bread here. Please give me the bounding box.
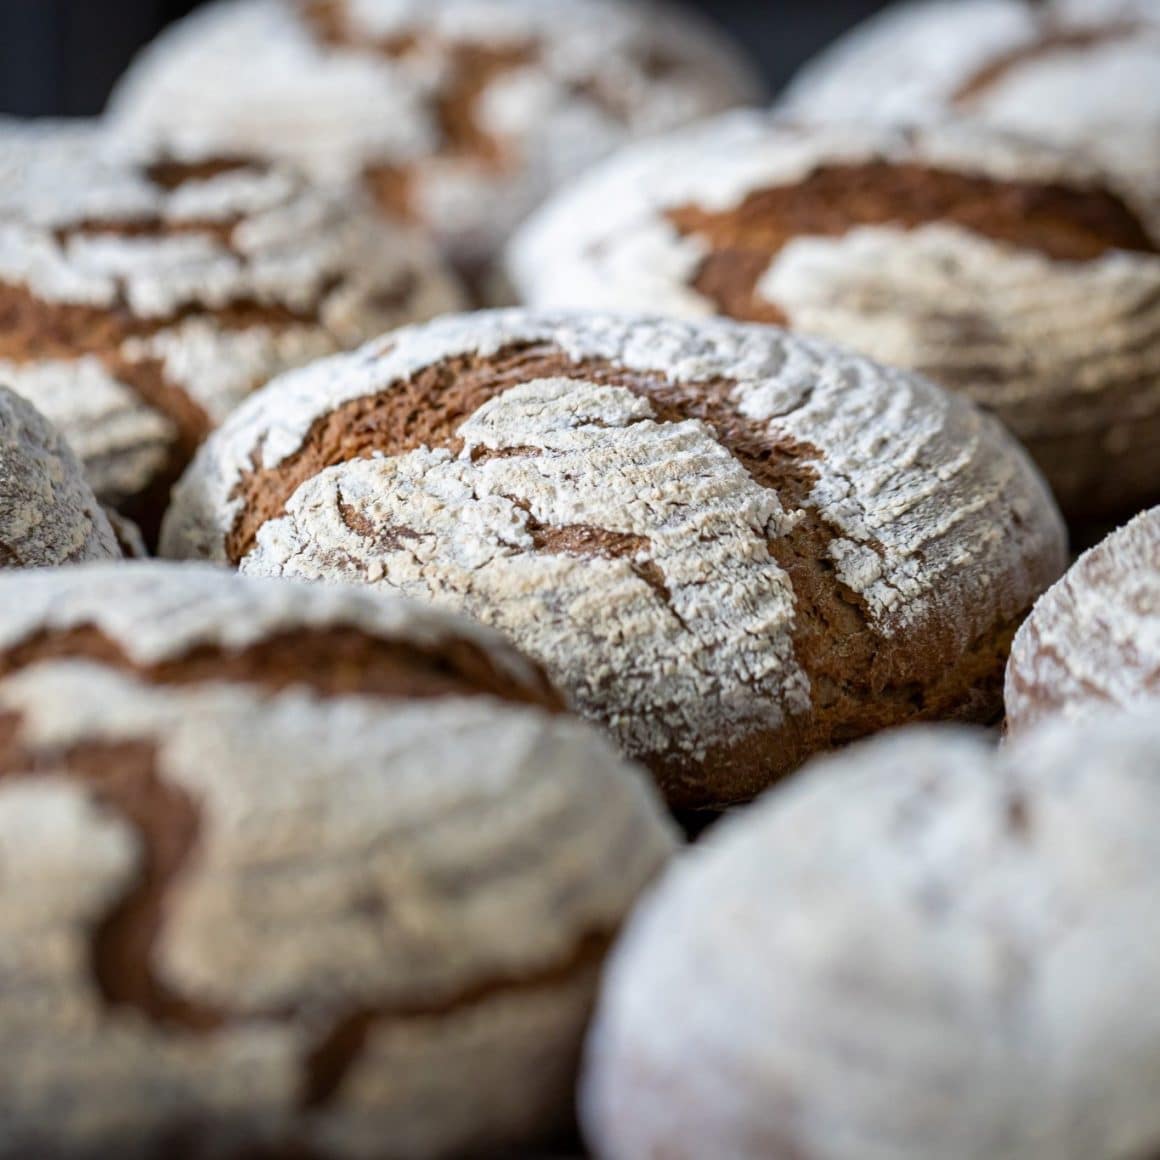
[780,0,1160,199]
[1006,506,1160,734]
[584,717,1160,1160]
[0,118,462,535]
[508,115,1160,522]
[0,561,674,1159]
[162,310,1066,808]
[0,386,121,568]
[107,0,761,277]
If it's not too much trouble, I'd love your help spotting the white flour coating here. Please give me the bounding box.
[163,310,1066,774]
[0,660,675,1159]
[106,0,761,271]
[0,387,121,568]
[0,559,552,692]
[1006,507,1160,733]
[0,119,463,507]
[583,717,1160,1160]
[507,114,1160,515]
[780,0,1160,198]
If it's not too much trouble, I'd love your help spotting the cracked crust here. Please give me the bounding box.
[0,386,121,568]
[779,0,1160,198]
[0,563,674,1159]
[1005,506,1160,734]
[162,310,1066,807]
[583,717,1160,1160]
[0,118,464,537]
[107,0,762,276]
[508,116,1160,522]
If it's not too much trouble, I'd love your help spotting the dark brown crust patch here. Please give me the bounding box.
[224,341,1017,805]
[954,22,1144,103]
[667,161,1158,324]
[0,623,564,711]
[144,157,259,190]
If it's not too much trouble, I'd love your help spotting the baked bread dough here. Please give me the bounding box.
[161,309,1067,808]
[0,560,675,1159]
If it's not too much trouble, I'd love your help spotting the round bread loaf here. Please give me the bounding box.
[1006,506,1159,734]
[161,310,1067,808]
[779,0,1160,199]
[0,119,462,536]
[583,717,1160,1160]
[0,385,121,568]
[508,116,1160,523]
[0,561,674,1159]
[106,0,761,280]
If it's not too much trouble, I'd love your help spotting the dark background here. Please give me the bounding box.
[0,0,893,117]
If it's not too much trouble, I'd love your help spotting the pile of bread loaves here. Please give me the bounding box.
[1,0,1158,1157]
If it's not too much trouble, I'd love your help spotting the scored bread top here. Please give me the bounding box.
[163,310,1066,803]
[1005,506,1160,734]
[0,386,121,569]
[107,0,760,269]
[0,119,462,515]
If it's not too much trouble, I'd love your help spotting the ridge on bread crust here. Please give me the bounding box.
[163,310,1066,805]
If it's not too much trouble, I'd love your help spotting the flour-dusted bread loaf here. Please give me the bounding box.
[0,561,675,1159]
[0,119,462,537]
[508,116,1160,523]
[106,0,761,282]
[1006,506,1159,734]
[780,0,1160,200]
[161,310,1066,808]
[0,386,121,568]
[584,717,1160,1160]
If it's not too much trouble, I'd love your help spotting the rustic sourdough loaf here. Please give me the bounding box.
[162,310,1067,808]
[0,561,675,1159]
